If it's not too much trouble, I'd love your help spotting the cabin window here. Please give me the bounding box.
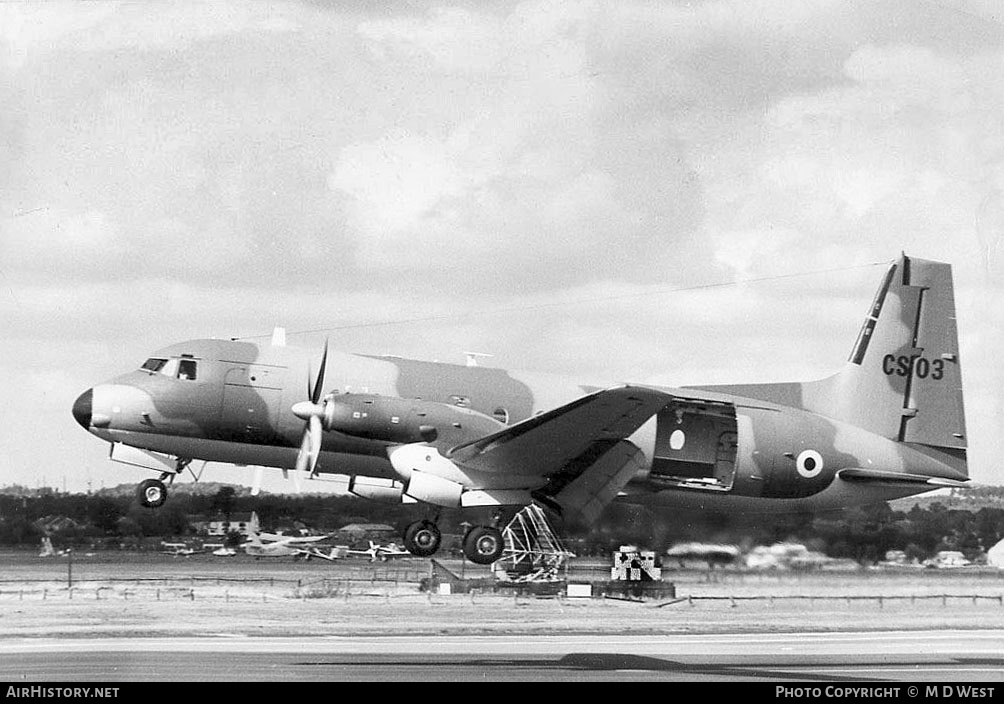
[178,359,198,380]
[669,429,686,450]
[141,358,167,373]
[492,407,509,424]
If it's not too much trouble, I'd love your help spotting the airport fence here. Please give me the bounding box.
[0,566,438,603]
[2,579,1003,607]
[653,593,1004,608]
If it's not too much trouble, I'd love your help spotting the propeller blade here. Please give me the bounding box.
[294,430,311,477]
[310,339,329,404]
[308,414,323,477]
[290,339,331,492]
[251,467,264,496]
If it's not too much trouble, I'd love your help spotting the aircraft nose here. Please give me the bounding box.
[72,388,93,430]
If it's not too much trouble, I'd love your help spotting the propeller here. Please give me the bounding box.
[290,340,329,486]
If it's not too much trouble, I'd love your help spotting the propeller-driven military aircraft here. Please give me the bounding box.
[72,254,969,564]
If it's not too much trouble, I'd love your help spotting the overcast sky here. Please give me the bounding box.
[2,0,1002,494]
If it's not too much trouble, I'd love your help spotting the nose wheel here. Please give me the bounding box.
[136,478,167,508]
[135,460,192,509]
[462,525,504,565]
[403,520,441,557]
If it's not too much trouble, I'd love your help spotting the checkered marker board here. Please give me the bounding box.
[610,548,662,581]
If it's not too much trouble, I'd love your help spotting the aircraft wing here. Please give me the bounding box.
[444,385,670,524]
[448,385,670,477]
[837,468,969,488]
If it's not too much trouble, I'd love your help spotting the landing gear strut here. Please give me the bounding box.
[403,520,441,557]
[136,459,191,509]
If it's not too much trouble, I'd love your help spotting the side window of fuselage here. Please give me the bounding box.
[178,359,197,381]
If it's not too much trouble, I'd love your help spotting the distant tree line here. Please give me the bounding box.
[580,500,1004,564]
[2,486,1003,563]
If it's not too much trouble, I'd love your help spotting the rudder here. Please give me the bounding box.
[813,254,967,454]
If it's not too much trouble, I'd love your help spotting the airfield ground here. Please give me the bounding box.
[2,551,1004,638]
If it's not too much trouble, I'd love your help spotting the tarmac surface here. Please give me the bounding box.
[3,551,1004,681]
[2,632,1003,682]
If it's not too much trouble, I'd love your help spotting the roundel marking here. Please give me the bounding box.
[796,450,824,479]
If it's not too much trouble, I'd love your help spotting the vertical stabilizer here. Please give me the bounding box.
[814,255,967,452]
[692,254,967,464]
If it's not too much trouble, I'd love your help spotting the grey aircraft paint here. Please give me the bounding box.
[72,254,969,551]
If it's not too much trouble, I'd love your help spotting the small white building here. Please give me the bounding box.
[924,550,970,568]
[985,540,1004,569]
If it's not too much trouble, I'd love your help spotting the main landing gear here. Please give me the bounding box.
[135,459,192,508]
[401,517,506,565]
[403,520,442,557]
[462,525,504,565]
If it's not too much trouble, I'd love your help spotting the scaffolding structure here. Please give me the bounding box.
[492,504,575,582]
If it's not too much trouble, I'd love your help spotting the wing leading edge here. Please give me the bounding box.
[447,385,670,475]
[441,385,671,521]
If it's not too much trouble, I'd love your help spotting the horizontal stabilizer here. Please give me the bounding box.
[837,468,969,488]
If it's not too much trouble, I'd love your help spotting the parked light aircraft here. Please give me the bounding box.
[346,541,412,562]
[39,537,69,558]
[665,542,740,568]
[72,254,969,564]
[241,512,340,560]
[243,534,342,560]
[160,542,201,556]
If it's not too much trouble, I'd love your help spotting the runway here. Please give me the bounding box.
[3,631,1003,682]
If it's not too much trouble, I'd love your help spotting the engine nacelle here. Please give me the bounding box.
[322,393,504,447]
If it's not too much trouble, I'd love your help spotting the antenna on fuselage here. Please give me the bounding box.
[464,351,492,367]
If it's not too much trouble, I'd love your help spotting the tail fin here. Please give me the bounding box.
[813,254,967,453]
[693,254,967,462]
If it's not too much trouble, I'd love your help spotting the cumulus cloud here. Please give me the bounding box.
[325,1,717,290]
[2,0,1003,489]
[0,1,298,69]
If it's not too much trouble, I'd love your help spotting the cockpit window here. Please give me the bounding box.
[141,358,167,373]
[140,357,196,380]
[160,358,179,378]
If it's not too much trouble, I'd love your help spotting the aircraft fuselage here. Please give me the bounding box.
[73,336,966,516]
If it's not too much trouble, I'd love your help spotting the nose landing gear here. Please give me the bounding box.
[135,458,192,508]
[136,478,168,508]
